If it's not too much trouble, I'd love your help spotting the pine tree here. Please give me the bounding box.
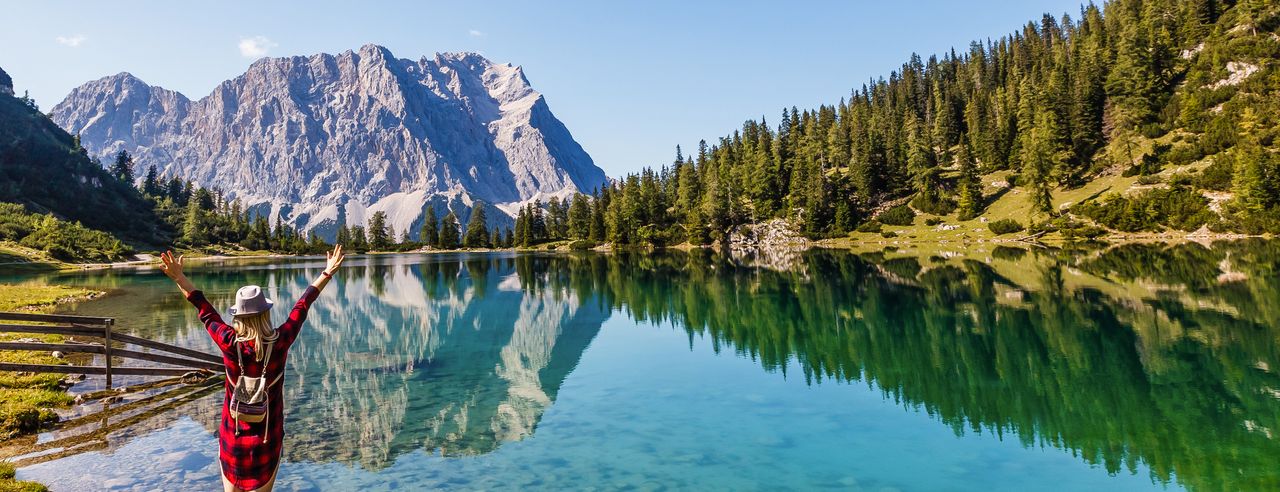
[350,225,369,253]
[590,189,607,243]
[568,194,592,240]
[270,216,286,251]
[309,230,327,253]
[463,203,490,248]
[367,211,391,250]
[514,206,529,246]
[142,165,160,196]
[676,158,706,243]
[336,224,351,247]
[110,150,135,184]
[242,215,269,250]
[956,143,983,220]
[421,205,439,248]
[1022,106,1064,215]
[905,112,938,202]
[1232,108,1274,211]
[1105,10,1162,133]
[182,196,205,246]
[546,197,568,240]
[193,188,215,211]
[438,211,461,249]
[166,178,185,203]
[530,200,547,243]
[230,200,245,239]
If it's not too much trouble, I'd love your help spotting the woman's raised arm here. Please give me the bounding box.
[311,244,345,292]
[159,250,197,297]
[275,244,345,348]
[161,250,234,351]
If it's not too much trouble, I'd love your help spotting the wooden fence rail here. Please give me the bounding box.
[0,312,223,388]
[0,363,210,377]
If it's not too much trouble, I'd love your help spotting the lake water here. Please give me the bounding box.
[4,242,1280,491]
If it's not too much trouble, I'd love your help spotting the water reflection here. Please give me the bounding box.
[574,243,1280,491]
[23,254,608,469]
[18,242,1280,490]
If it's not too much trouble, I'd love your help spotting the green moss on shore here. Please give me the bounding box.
[0,461,48,491]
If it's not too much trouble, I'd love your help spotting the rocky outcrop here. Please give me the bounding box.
[0,66,12,96]
[51,45,608,239]
[726,218,810,250]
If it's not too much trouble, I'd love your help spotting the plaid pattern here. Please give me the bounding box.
[187,286,319,490]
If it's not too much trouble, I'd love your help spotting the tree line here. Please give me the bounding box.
[522,0,1279,247]
[104,149,511,253]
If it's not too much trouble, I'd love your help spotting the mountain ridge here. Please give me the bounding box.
[52,44,608,239]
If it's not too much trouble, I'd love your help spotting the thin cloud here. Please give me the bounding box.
[468,29,485,37]
[238,36,278,58]
[55,35,87,48]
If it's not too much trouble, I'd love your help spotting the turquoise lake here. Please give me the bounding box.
[5,242,1280,491]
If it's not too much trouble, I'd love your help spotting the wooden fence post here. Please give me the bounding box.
[104,319,114,390]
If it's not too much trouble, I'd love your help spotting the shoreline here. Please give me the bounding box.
[819,231,1266,249]
[2,232,1272,274]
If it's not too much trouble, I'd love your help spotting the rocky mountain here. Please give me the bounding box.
[51,44,608,238]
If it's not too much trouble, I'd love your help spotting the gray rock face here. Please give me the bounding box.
[51,44,607,238]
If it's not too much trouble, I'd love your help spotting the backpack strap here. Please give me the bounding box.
[225,340,277,396]
[226,339,243,388]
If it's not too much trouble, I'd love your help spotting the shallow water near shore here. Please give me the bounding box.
[5,242,1280,491]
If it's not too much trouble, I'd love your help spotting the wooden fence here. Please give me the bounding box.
[0,312,222,389]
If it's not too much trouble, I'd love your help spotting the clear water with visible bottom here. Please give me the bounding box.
[7,243,1280,491]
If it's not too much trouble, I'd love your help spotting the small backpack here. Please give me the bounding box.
[227,339,282,441]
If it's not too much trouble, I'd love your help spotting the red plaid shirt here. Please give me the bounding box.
[187,286,318,490]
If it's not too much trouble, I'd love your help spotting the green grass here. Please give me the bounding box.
[0,462,48,492]
[0,284,93,312]
[0,243,61,273]
[827,169,1157,247]
[0,283,98,439]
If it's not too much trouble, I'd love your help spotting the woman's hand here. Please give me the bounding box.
[313,244,345,292]
[159,250,196,296]
[324,244,345,275]
[159,250,186,280]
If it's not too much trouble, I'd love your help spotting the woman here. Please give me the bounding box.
[159,245,345,492]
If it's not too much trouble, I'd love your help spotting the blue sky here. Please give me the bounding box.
[2,1,1088,177]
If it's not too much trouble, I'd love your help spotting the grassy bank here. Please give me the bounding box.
[0,283,92,438]
[0,283,97,491]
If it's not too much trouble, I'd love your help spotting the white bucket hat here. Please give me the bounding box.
[228,285,274,316]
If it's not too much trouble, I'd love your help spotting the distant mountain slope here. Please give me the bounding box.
[52,44,608,239]
[0,67,165,245]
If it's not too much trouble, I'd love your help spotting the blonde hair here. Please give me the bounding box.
[232,311,279,361]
